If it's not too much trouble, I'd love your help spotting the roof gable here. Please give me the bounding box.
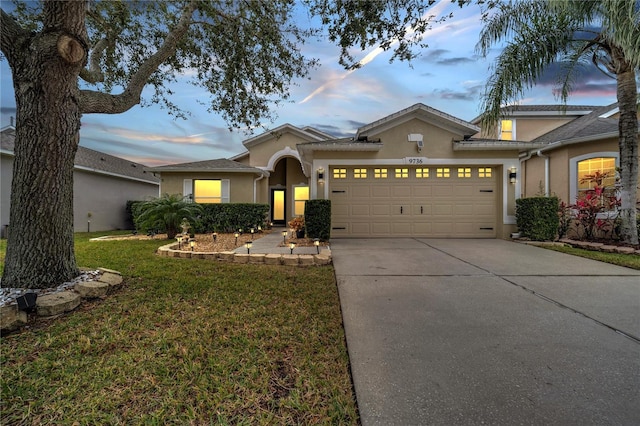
[533,103,624,144]
[357,103,479,138]
[242,124,327,149]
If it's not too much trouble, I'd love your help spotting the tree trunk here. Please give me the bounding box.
[615,67,639,245]
[1,2,87,288]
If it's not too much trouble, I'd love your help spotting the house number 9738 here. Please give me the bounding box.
[404,157,427,164]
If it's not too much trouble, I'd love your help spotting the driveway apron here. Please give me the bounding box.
[332,238,640,426]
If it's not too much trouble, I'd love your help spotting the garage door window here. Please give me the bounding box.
[395,168,408,178]
[354,168,367,179]
[478,168,492,178]
[436,168,450,178]
[416,168,429,178]
[374,168,388,178]
[333,168,346,179]
[458,168,471,178]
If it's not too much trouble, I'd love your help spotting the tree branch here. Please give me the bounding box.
[78,0,198,114]
[79,36,108,83]
[1,9,30,64]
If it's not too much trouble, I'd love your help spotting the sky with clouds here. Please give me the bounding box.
[0,0,617,167]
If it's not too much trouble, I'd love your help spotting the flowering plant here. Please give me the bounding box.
[288,216,305,231]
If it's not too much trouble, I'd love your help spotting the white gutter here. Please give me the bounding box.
[253,174,265,203]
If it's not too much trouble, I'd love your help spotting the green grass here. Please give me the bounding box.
[542,244,640,270]
[1,232,359,424]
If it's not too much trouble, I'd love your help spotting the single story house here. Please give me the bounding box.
[1,126,160,236]
[147,102,639,239]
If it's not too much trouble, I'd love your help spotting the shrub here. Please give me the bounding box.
[195,203,269,233]
[135,194,203,239]
[125,200,145,230]
[516,197,559,241]
[305,199,331,241]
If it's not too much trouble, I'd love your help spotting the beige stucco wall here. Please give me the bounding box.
[159,172,256,203]
[515,118,573,141]
[248,133,305,168]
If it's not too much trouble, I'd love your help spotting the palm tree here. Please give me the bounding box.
[135,194,203,239]
[476,0,639,244]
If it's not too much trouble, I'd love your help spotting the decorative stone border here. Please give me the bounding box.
[156,243,332,266]
[0,268,123,334]
[516,238,640,255]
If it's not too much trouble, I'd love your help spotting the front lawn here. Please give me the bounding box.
[542,244,640,270]
[1,232,358,424]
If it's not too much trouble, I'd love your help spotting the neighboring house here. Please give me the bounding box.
[149,102,639,240]
[1,126,160,237]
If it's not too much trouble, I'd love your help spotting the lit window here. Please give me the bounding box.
[395,168,408,178]
[354,168,367,179]
[577,157,616,191]
[478,167,492,178]
[293,186,309,216]
[194,180,222,203]
[374,168,388,178]
[458,168,471,178]
[436,168,450,178]
[333,168,346,179]
[500,120,514,140]
[416,168,429,178]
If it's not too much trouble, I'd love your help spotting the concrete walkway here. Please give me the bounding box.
[231,228,328,255]
[331,238,640,425]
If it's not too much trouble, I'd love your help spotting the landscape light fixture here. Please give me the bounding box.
[508,166,517,184]
[282,230,287,244]
[16,292,37,312]
[245,241,252,254]
[177,235,183,249]
[212,232,217,242]
[314,239,320,254]
[190,240,195,251]
[289,241,296,254]
[250,228,255,239]
[234,232,240,246]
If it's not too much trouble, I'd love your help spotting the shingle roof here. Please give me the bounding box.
[147,158,267,174]
[1,127,159,184]
[532,103,622,144]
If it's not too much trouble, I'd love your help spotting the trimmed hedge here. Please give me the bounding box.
[195,203,269,233]
[304,199,331,241]
[516,197,559,241]
[126,200,145,230]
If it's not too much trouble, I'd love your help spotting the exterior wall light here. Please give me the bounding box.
[508,166,517,184]
[317,167,325,184]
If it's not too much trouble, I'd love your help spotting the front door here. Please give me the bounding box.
[271,189,286,225]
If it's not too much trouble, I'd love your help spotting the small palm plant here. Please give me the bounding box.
[135,193,203,239]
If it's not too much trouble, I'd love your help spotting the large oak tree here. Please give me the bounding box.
[1,0,459,288]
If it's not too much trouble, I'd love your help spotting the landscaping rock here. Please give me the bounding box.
[264,254,282,265]
[0,305,27,333]
[614,246,636,254]
[75,281,110,298]
[249,254,266,264]
[314,254,332,265]
[218,251,235,261]
[601,245,618,253]
[98,267,121,276]
[36,291,81,317]
[234,254,249,264]
[98,272,123,288]
[282,255,299,266]
[298,255,315,266]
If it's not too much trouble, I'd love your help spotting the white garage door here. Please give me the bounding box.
[330,166,497,238]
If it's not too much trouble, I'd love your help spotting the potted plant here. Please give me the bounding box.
[288,216,305,238]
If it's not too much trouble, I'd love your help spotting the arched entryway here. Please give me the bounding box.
[269,156,308,225]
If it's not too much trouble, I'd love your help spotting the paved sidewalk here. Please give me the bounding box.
[332,238,640,425]
[232,228,328,255]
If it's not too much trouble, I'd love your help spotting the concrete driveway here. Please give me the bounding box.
[331,238,640,426]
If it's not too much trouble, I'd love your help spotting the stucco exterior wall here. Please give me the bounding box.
[74,170,159,231]
[160,172,256,203]
[515,118,573,141]
[248,133,303,168]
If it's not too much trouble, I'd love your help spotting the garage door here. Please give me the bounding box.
[330,166,497,238]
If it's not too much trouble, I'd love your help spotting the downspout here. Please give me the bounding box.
[253,173,266,203]
[537,150,549,196]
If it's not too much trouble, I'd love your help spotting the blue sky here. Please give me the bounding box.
[0,0,617,166]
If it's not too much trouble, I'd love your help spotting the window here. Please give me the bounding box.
[415,168,429,178]
[374,168,388,178]
[354,168,367,179]
[478,167,492,178]
[577,157,616,191]
[293,186,309,216]
[500,120,514,140]
[333,168,346,179]
[395,168,408,178]
[458,168,471,178]
[194,180,222,203]
[436,168,450,178]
